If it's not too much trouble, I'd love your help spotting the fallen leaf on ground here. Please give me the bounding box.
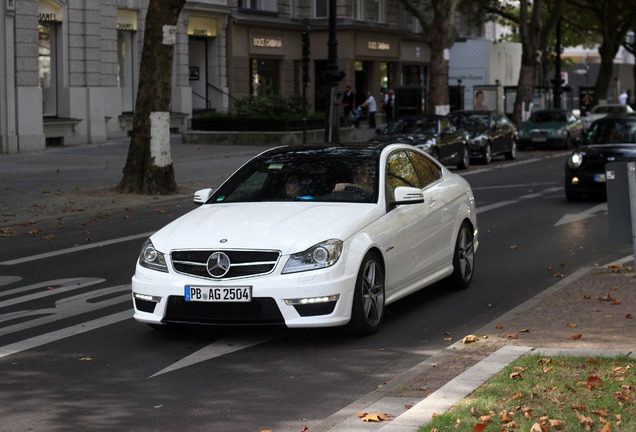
[571,333,583,339]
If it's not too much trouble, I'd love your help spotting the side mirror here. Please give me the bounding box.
[194,188,214,205]
[393,186,424,205]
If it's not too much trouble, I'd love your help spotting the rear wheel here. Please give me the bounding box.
[348,252,385,335]
[446,222,475,289]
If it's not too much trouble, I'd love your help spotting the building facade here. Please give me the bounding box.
[1,0,492,154]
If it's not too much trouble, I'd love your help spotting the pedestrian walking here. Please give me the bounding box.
[360,92,377,129]
[342,85,355,126]
[383,89,396,123]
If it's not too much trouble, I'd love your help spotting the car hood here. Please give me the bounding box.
[150,202,382,254]
[579,143,636,158]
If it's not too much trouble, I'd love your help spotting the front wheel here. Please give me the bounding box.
[446,222,475,289]
[457,144,470,170]
[347,252,385,335]
[505,139,517,160]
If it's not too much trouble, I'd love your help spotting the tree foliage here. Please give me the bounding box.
[564,0,636,105]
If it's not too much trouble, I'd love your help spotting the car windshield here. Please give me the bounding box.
[588,119,636,144]
[383,118,439,135]
[591,105,629,114]
[210,147,380,204]
[530,111,567,123]
[448,113,490,129]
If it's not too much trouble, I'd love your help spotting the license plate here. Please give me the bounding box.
[531,137,547,142]
[185,285,252,302]
[594,173,606,183]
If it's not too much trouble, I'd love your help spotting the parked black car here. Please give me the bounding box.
[370,115,470,169]
[447,110,518,164]
[565,113,636,201]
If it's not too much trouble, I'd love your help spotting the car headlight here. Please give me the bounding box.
[282,239,343,274]
[568,152,584,169]
[139,239,168,272]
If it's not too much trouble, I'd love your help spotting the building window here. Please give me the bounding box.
[250,58,280,96]
[242,0,277,12]
[375,0,385,23]
[353,0,364,20]
[118,31,135,113]
[316,0,327,18]
[39,21,58,117]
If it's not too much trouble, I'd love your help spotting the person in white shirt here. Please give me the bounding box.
[360,92,377,129]
[619,90,629,105]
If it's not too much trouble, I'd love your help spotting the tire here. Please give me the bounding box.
[446,222,475,289]
[482,142,492,164]
[505,139,517,160]
[457,144,470,170]
[347,252,385,335]
[563,134,572,149]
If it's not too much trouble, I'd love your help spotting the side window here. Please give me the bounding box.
[409,151,442,187]
[441,117,455,133]
[386,151,423,200]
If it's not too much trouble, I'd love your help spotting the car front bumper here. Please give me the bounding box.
[131,259,360,329]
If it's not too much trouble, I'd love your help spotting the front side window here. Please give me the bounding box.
[386,151,423,200]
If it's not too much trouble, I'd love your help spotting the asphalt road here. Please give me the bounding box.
[0,144,631,432]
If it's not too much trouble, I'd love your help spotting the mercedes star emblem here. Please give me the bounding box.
[206,251,231,278]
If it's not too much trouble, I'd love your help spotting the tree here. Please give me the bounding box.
[473,0,563,127]
[398,0,460,115]
[565,0,636,106]
[117,0,186,195]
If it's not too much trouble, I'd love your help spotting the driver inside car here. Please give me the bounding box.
[332,163,374,197]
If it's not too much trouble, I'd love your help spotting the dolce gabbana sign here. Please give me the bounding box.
[249,32,285,54]
[368,41,390,51]
[252,37,283,48]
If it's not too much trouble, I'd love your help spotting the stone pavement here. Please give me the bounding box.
[1,133,635,431]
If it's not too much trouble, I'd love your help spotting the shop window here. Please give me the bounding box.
[118,30,135,113]
[315,0,327,18]
[242,0,277,12]
[250,58,280,97]
[39,21,58,117]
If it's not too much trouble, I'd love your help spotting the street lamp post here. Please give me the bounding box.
[324,0,344,144]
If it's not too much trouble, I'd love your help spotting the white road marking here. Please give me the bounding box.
[0,278,105,306]
[0,285,129,335]
[0,276,22,286]
[0,310,131,359]
[149,330,286,378]
[555,202,608,226]
[0,232,154,266]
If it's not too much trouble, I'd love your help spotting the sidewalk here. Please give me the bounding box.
[1,133,634,431]
[311,260,636,431]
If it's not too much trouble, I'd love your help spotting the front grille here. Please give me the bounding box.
[171,249,280,280]
[164,296,285,325]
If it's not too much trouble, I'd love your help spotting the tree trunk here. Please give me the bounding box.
[427,0,451,114]
[117,0,185,195]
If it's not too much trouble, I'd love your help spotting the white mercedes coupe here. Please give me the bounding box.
[132,143,478,334]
